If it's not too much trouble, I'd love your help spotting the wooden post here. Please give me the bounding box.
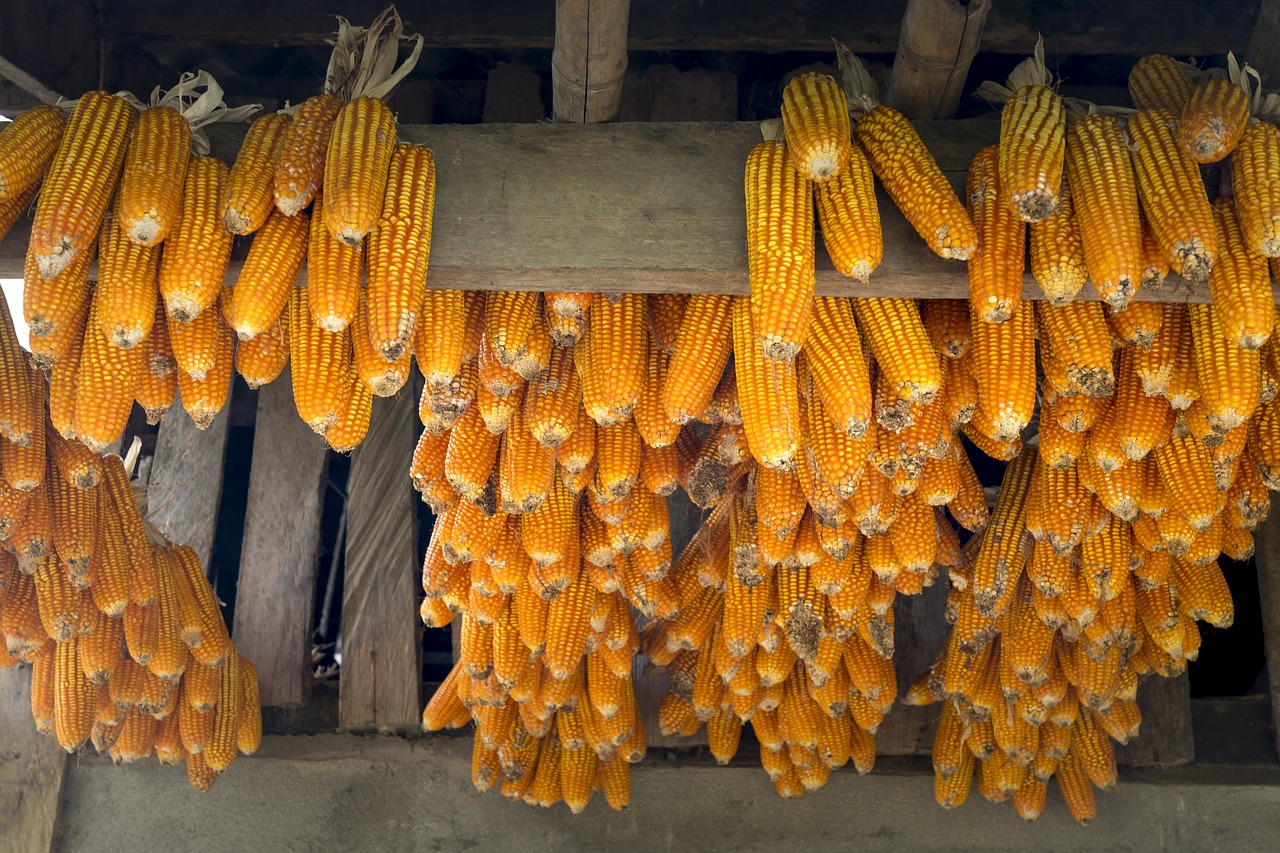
[1115,673,1195,768]
[339,392,421,730]
[551,0,630,122]
[1248,0,1280,88]
[0,667,66,853]
[145,393,232,570]
[231,372,330,707]
[883,0,992,120]
[1254,506,1280,761]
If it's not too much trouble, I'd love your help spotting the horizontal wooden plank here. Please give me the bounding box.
[0,120,1250,303]
[100,0,1256,56]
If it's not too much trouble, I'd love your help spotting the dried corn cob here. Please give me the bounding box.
[966,144,1027,322]
[224,207,309,340]
[222,111,290,235]
[815,140,882,282]
[117,104,191,245]
[1208,199,1274,349]
[1179,59,1250,164]
[1029,179,1087,306]
[1130,55,1195,113]
[0,103,63,200]
[275,93,342,217]
[780,72,851,182]
[159,157,234,323]
[97,206,161,348]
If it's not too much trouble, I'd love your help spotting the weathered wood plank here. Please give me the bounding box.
[0,666,66,853]
[878,582,949,755]
[144,391,232,571]
[884,0,992,120]
[1255,507,1280,761]
[1251,1,1280,108]
[1116,672,1195,768]
[231,371,330,708]
[100,0,1256,57]
[551,0,630,123]
[0,120,1244,303]
[340,392,421,730]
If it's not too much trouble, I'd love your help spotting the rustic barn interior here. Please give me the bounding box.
[3,1,1280,850]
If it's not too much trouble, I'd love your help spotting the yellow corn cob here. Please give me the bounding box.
[205,647,242,772]
[274,93,342,217]
[856,298,942,405]
[0,180,38,242]
[234,306,289,389]
[969,301,1037,441]
[745,139,815,361]
[921,299,971,360]
[303,194,363,332]
[1028,178,1088,306]
[413,289,471,393]
[135,299,178,424]
[814,139,882,282]
[1208,199,1274,349]
[54,633,97,752]
[805,296,872,436]
[1231,121,1280,256]
[50,473,96,578]
[1128,108,1218,280]
[0,103,63,200]
[222,111,290,235]
[177,304,235,430]
[1065,115,1144,310]
[159,157,234,322]
[29,91,134,280]
[733,297,799,469]
[780,72,852,182]
[224,207,310,340]
[366,144,436,361]
[23,235,94,347]
[1130,55,1195,112]
[994,74,1066,222]
[853,104,976,260]
[583,294,647,426]
[351,287,410,396]
[485,291,539,368]
[118,104,192,245]
[1180,76,1250,165]
[971,450,1036,618]
[0,295,37,446]
[966,144,1027,322]
[663,294,734,425]
[324,96,396,246]
[1190,303,1260,431]
[1036,301,1115,397]
[96,206,161,348]
[289,283,352,434]
[74,295,145,452]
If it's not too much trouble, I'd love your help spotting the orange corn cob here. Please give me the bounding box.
[0,294,37,445]
[971,450,1036,618]
[1129,55,1195,113]
[0,181,38,242]
[135,300,178,424]
[856,298,941,405]
[415,289,472,391]
[744,139,815,361]
[234,307,290,389]
[1231,121,1280,256]
[305,194,363,332]
[1029,178,1087,306]
[967,144,1027,322]
[23,236,94,348]
[323,96,396,246]
[806,296,872,436]
[178,307,235,430]
[0,103,63,200]
[54,633,97,752]
[366,144,436,361]
[97,206,161,348]
[1035,301,1114,397]
[159,157,234,322]
[1128,108,1218,281]
[29,91,134,280]
[274,93,343,217]
[1180,75,1249,165]
[1208,200,1274,349]
[118,104,192,245]
[780,72,851,182]
[75,295,146,451]
[733,297,799,469]
[289,283,352,434]
[663,294,734,425]
[582,294,647,426]
[814,140,882,282]
[996,80,1066,222]
[853,105,976,260]
[970,302,1037,441]
[224,207,309,340]
[222,111,291,235]
[1190,303,1260,431]
[1065,114,1144,310]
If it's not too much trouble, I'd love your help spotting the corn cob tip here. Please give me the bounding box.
[35,244,76,281]
[937,228,974,261]
[315,315,349,334]
[165,295,205,325]
[126,215,163,247]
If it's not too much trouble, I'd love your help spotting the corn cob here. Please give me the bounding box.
[178,305,235,430]
[0,103,63,200]
[662,294,734,425]
[96,206,161,348]
[1208,199,1274,349]
[1231,121,1280,256]
[815,139,882,282]
[275,93,343,217]
[224,207,309,340]
[23,236,94,347]
[234,307,290,389]
[969,301,1037,441]
[222,111,290,235]
[966,144,1027,322]
[1065,114,1144,310]
[0,181,38,242]
[733,297,799,470]
[1029,178,1087,306]
[159,157,235,322]
[29,92,134,280]
[324,96,396,246]
[1128,108,1218,281]
[366,144,436,361]
[780,73,851,182]
[0,294,37,446]
[1180,66,1250,164]
[118,104,192,245]
[1036,301,1114,397]
[1130,55,1195,113]
[745,139,815,361]
[289,283,352,434]
[1190,303,1260,431]
[75,295,146,451]
[135,300,178,424]
[856,298,941,405]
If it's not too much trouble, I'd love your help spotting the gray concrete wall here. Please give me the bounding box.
[55,734,1280,853]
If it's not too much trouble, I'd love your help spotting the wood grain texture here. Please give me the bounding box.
[99,0,1256,56]
[340,392,421,730]
[1116,672,1195,768]
[1255,507,1280,761]
[552,0,630,122]
[1248,0,1280,90]
[0,666,66,853]
[231,371,330,708]
[145,390,232,570]
[884,0,992,120]
[877,582,948,755]
[0,120,1249,302]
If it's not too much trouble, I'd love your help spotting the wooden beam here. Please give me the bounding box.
[884,0,992,120]
[0,120,1247,303]
[339,392,420,730]
[1249,0,1280,88]
[551,0,630,122]
[144,392,232,571]
[1254,507,1280,762]
[0,55,62,104]
[230,371,330,707]
[99,0,1256,57]
[0,667,66,853]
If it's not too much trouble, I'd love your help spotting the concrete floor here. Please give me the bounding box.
[52,733,1280,853]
